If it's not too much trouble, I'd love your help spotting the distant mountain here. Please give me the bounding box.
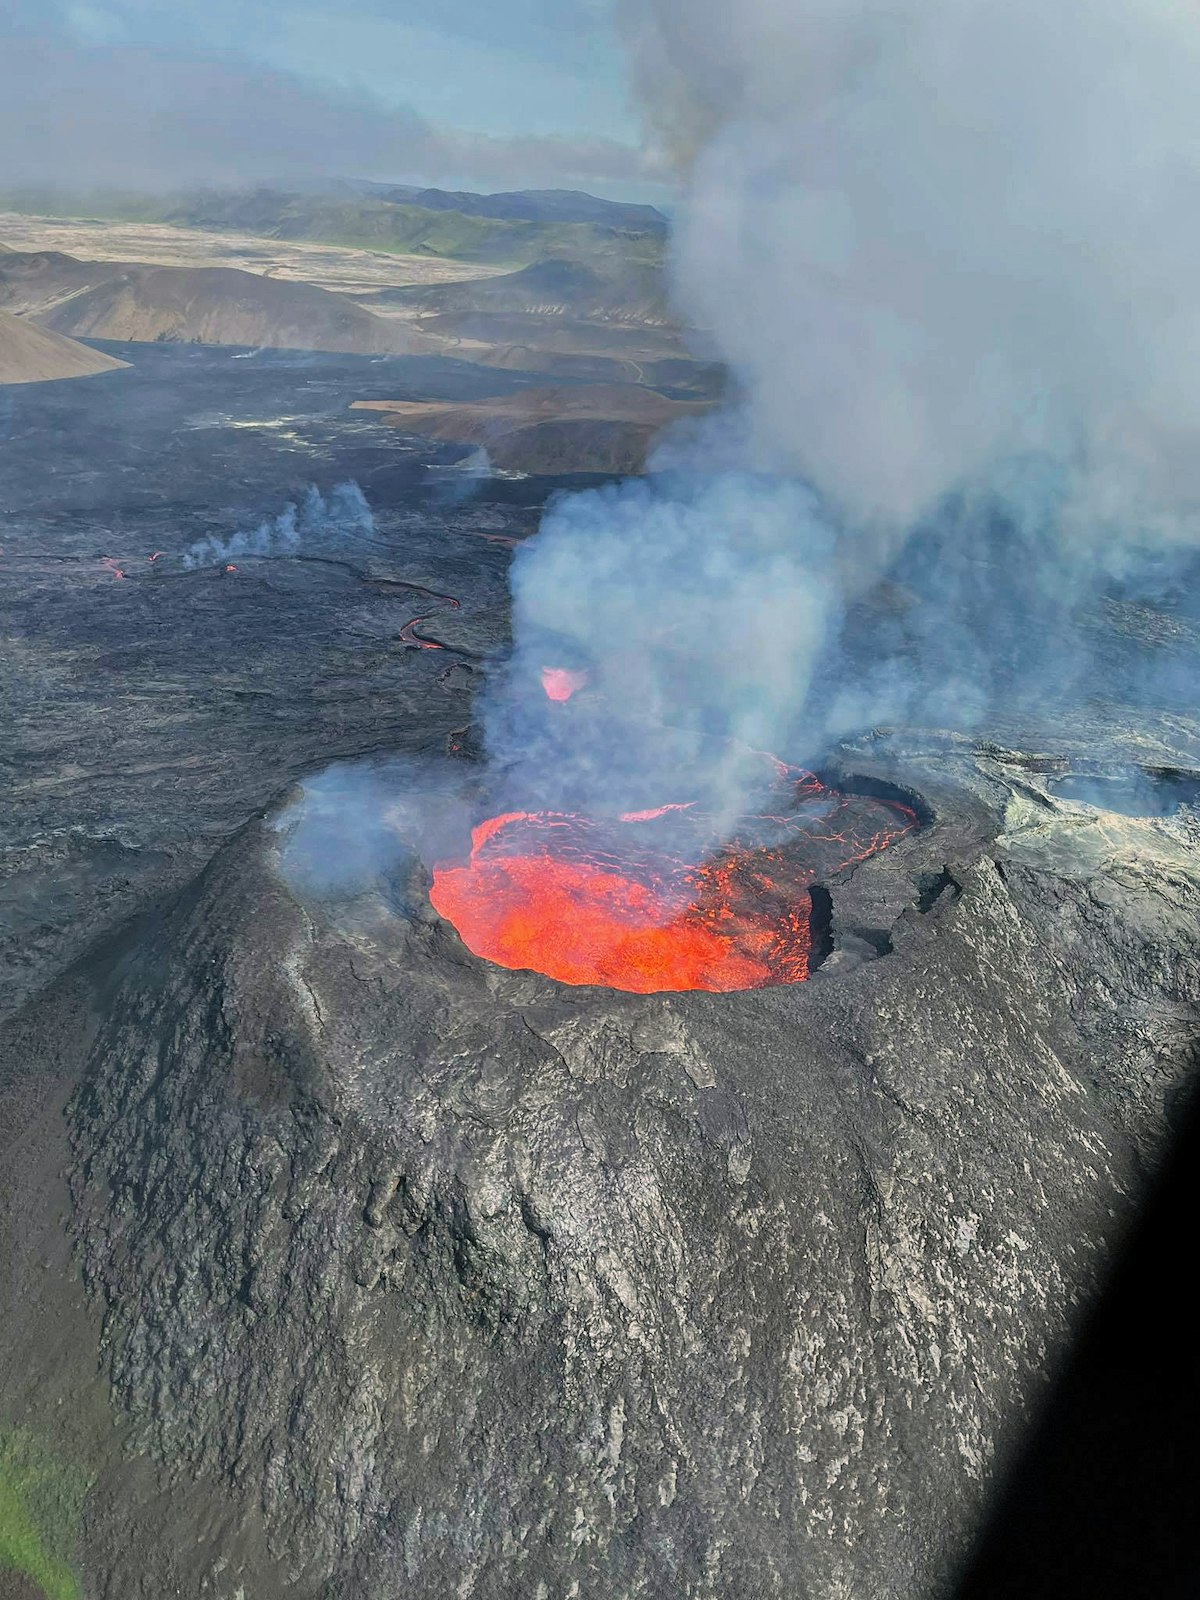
[161,189,667,267]
[349,181,668,233]
[374,256,673,325]
[0,187,667,270]
[0,307,128,384]
[0,250,435,357]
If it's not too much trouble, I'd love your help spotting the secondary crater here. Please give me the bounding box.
[1048,763,1200,818]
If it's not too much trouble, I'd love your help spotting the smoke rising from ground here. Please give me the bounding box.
[640,0,1200,539]
[483,473,836,823]
[182,481,372,569]
[481,0,1200,829]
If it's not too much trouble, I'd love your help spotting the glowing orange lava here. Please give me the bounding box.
[429,772,915,993]
[541,666,588,702]
[399,616,446,650]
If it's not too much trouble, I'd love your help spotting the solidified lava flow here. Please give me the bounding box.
[429,770,916,993]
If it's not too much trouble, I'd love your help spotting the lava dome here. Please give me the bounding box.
[430,769,917,993]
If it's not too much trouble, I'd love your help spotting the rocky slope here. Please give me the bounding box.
[0,307,128,383]
[374,256,674,325]
[56,736,1200,1599]
[353,383,712,475]
[361,256,717,388]
[0,244,709,386]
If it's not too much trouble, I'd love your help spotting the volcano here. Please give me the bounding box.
[3,338,1200,1600]
[429,771,916,991]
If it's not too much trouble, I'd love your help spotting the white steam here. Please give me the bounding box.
[633,0,1200,537]
[182,481,373,569]
[485,474,836,822]
[482,0,1200,826]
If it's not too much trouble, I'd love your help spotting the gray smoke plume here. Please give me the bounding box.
[182,481,372,569]
[481,0,1200,827]
[637,0,1200,538]
[482,472,837,825]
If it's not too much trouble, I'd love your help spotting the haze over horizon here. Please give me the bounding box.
[0,0,670,203]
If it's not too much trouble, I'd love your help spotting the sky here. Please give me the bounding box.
[0,0,668,199]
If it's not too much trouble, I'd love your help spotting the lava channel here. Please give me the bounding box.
[429,771,916,993]
[399,615,446,650]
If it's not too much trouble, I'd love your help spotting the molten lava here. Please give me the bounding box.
[399,616,446,650]
[541,666,588,702]
[429,771,915,993]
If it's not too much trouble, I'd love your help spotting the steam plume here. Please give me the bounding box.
[182,482,372,569]
[483,0,1200,825]
[634,0,1200,538]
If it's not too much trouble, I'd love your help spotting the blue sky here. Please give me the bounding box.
[2,0,666,198]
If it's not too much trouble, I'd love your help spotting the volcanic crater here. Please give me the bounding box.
[423,768,924,993]
[41,728,1198,1600]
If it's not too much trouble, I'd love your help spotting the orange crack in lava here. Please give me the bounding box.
[430,773,916,994]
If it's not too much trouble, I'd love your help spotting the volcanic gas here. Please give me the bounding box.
[429,768,916,993]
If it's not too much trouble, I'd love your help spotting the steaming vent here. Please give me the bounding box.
[1047,764,1200,819]
[428,764,918,994]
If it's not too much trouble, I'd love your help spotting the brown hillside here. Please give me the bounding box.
[352,383,712,476]
[0,251,434,357]
[0,308,128,384]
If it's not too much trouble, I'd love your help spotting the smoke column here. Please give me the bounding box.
[182,481,372,569]
[484,0,1200,825]
[632,0,1200,536]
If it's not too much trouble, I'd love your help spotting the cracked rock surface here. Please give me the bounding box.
[61,740,1200,1599]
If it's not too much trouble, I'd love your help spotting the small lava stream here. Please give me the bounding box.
[399,615,448,650]
[430,770,916,993]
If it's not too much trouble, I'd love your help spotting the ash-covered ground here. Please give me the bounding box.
[2,345,1200,1600]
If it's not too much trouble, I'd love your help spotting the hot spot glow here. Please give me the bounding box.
[541,666,588,702]
[429,772,915,993]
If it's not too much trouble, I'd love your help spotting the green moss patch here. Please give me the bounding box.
[0,1427,91,1600]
